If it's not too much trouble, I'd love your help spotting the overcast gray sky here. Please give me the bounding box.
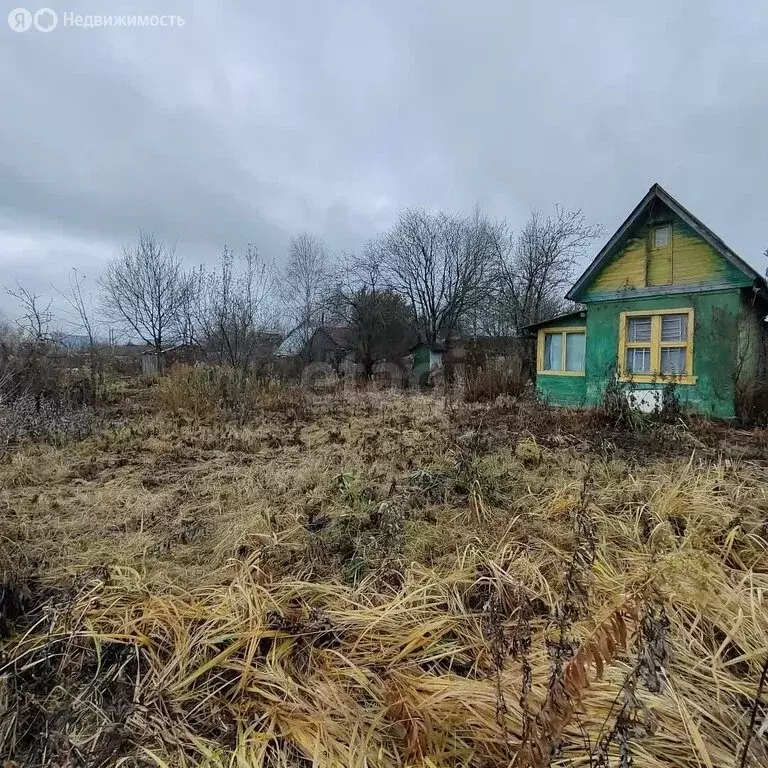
[2,0,767,322]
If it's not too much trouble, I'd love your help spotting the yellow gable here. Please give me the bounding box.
[583,207,750,300]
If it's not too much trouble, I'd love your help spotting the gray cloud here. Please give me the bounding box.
[1,0,767,319]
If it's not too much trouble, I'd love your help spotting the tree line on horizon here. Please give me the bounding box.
[3,204,602,379]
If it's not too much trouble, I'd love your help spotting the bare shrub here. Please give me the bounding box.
[280,233,331,361]
[54,269,104,389]
[591,376,686,432]
[0,320,65,400]
[328,248,416,379]
[154,364,307,420]
[464,359,528,402]
[735,378,768,426]
[0,393,97,448]
[196,244,277,375]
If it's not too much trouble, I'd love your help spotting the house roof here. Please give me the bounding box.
[567,183,767,302]
[141,342,202,356]
[522,310,587,332]
[453,335,524,345]
[317,326,354,347]
[251,332,283,357]
[409,341,446,353]
[276,326,305,357]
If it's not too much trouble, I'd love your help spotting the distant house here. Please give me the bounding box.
[141,333,282,376]
[245,332,283,366]
[527,183,768,418]
[306,326,358,374]
[274,324,365,376]
[276,323,347,362]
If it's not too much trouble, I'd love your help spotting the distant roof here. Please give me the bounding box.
[276,325,306,356]
[523,310,586,332]
[317,326,354,347]
[251,332,283,357]
[276,325,354,356]
[453,334,524,344]
[567,183,767,302]
[409,341,446,353]
[142,342,203,356]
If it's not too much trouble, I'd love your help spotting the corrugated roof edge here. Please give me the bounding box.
[522,310,587,332]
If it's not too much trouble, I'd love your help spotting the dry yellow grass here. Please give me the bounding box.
[1,380,767,766]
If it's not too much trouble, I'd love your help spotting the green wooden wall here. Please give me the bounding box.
[582,290,743,418]
[537,374,587,407]
[533,290,763,418]
[534,313,587,408]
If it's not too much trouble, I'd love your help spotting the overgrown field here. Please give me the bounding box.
[1,374,767,767]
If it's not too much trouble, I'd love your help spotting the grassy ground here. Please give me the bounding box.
[1,374,767,767]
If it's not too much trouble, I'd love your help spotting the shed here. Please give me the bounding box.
[410,342,446,386]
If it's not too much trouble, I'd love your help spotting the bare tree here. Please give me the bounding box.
[2,282,59,396]
[198,244,276,376]
[493,206,602,331]
[0,318,20,384]
[99,232,193,368]
[280,233,331,360]
[178,265,204,347]
[330,246,415,378]
[6,281,53,342]
[378,207,497,345]
[54,268,102,386]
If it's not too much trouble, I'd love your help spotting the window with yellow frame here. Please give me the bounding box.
[536,327,586,376]
[618,308,696,384]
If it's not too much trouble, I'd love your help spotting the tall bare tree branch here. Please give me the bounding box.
[54,268,102,386]
[329,245,415,378]
[494,206,602,332]
[197,244,276,375]
[377,207,497,346]
[99,232,193,368]
[5,281,54,343]
[280,233,331,361]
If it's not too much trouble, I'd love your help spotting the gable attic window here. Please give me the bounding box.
[537,327,586,376]
[618,308,696,384]
[652,224,671,249]
[648,224,673,285]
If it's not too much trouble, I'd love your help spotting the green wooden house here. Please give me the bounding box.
[527,184,768,418]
